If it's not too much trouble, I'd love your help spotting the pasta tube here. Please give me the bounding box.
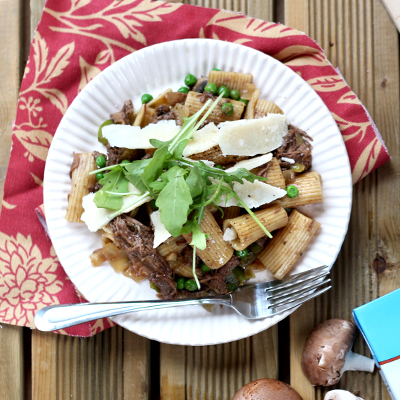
[185,91,245,124]
[243,88,259,119]
[168,260,194,278]
[208,70,253,91]
[157,236,188,257]
[255,99,283,117]
[251,157,286,190]
[65,153,97,223]
[257,210,321,279]
[275,171,323,208]
[182,208,233,269]
[223,205,288,251]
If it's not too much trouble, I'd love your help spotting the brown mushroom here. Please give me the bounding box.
[192,77,208,93]
[232,379,303,400]
[301,319,374,386]
[324,390,364,400]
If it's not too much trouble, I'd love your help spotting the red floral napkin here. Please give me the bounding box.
[0,0,389,337]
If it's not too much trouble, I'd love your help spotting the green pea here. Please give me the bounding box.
[141,94,153,104]
[218,85,230,98]
[215,165,224,170]
[230,89,240,100]
[239,98,249,106]
[249,243,262,254]
[226,283,238,292]
[211,68,221,71]
[221,103,234,116]
[201,263,211,272]
[204,82,217,94]
[120,160,130,165]
[98,119,113,145]
[185,279,198,291]
[96,172,104,181]
[178,86,189,93]
[95,155,106,168]
[176,276,186,290]
[235,249,249,258]
[286,185,299,198]
[184,74,197,87]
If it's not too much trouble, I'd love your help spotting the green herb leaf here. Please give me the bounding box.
[185,166,205,198]
[123,159,151,194]
[156,168,193,237]
[94,167,129,210]
[182,214,207,250]
[141,146,171,194]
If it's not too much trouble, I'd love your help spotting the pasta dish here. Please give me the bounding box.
[65,69,322,300]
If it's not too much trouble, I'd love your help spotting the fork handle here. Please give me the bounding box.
[34,296,232,331]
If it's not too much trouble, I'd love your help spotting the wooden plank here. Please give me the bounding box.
[283,0,309,33]
[0,1,25,399]
[160,344,186,400]
[123,331,151,400]
[381,0,400,32]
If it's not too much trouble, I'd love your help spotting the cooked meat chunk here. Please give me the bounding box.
[106,145,142,166]
[109,215,177,299]
[274,125,313,171]
[110,100,135,125]
[151,105,177,124]
[200,255,241,295]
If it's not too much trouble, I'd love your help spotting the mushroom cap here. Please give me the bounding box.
[324,389,364,400]
[231,379,303,400]
[301,319,356,386]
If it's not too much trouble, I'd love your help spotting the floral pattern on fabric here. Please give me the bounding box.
[0,0,389,336]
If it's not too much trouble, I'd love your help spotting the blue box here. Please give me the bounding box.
[353,288,400,400]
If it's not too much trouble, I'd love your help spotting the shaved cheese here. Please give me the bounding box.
[102,120,179,149]
[281,157,295,164]
[182,123,219,157]
[150,210,171,248]
[225,153,272,173]
[223,228,237,241]
[218,114,287,156]
[212,178,286,209]
[81,184,151,232]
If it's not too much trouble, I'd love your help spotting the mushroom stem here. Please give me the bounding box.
[341,350,375,374]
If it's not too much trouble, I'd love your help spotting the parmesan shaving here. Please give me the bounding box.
[182,123,219,157]
[281,157,295,164]
[150,210,172,248]
[102,120,180,149]
[223,227,237,241]
[225,153,272,173]
[218,114,288,156]
[81,184,151,232]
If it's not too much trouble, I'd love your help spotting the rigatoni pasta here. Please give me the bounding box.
[223,205,288,251]
[255,99,283,117]
[208,70,253,91]
[65,153,97,222]
[182,208,233,269]
[257,210,321,279]
[252,157,286,190]
[274,171,322,208]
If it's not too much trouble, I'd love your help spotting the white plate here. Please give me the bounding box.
[44,39,352,345]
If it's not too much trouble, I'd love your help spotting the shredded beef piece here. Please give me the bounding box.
[200,255,241,295]
[109,215,177,299]
[255,162,270,179]
[199,92,216,103]
[110,100,135,125]
[151,105,177,124]
[106,145,142,166]
[255,236,269,248]
[274,125,313,171]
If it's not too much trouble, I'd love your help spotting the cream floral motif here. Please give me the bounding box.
[44,0,182,63]
[0,233,62,327]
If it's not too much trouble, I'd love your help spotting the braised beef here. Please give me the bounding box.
[200,255,241,295]
[151,105,177,124]
[110,100,135,125]
[274,125,313,171]
[109,215,177,299]
[106,145,142,166]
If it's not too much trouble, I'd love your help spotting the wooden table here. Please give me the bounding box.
[0,1,399,399]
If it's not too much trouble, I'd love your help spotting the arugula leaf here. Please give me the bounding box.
[141,145,170,194]
[185,166,204,198]
[182,217,207,250]
[123,159,151,194]
[156,168,193,237]
[94,167,129,210]
[149,138,167,149]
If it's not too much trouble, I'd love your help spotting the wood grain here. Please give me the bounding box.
[0,1,24,399]
[381,0,400,32]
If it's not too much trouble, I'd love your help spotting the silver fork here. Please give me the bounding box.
[34,266,331,331]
